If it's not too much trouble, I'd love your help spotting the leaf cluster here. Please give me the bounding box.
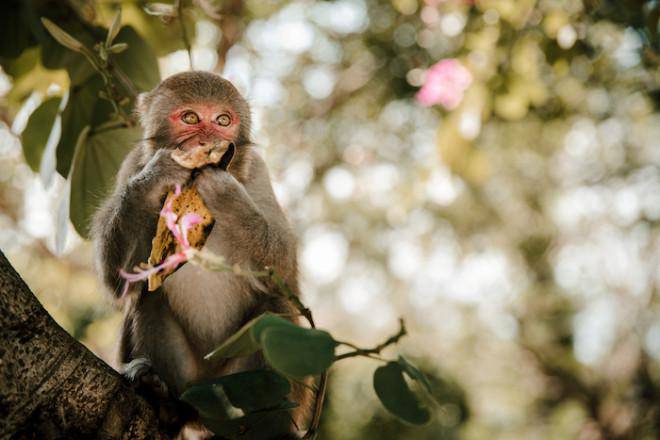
[184,312,434,437]
[1,2,160,239]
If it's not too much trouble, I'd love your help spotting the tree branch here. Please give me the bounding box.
[0,250,168,439]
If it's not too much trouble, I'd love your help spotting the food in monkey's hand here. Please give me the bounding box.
[146,142,236,291]
[171,140,235,169]
[147,186,213,291]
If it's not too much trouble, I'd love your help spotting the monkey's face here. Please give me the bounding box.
[168,102,240,151]
[137,71,252,148]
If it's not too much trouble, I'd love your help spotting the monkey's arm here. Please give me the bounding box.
[195,155,298,290]
[92,147,191,297]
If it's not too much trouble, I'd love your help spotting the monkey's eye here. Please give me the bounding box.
[216,114,231,126]
[181,111,200,124]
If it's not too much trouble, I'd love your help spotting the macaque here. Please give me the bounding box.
[92,71,312,438]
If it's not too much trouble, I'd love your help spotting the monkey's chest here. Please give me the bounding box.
[162,261,254,356]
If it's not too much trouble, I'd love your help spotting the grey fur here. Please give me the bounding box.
[92,72,312,437]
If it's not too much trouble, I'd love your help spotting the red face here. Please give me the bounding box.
[168,102,240,151]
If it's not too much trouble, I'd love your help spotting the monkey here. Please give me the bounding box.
[92,71,313,438]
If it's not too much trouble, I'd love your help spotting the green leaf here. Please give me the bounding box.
[0,46,39,79]
[108,43,128,54]
[373,362,431,425]
[57,78,102,177]
[221,371,293,413]
[183,370,292,414]
[207,313,336,379]
[180,379,243,420]
[69,126,141,238]
[21,97,61,172]
[397,355,433,394]
[113,26,160,92]
[204,317,262,360]
[200,405,296,440]
[106,9,122,46]
[40,18,86,53]
[251,314,302,342]
[181,370,298,438]
[30,6,99,85]
[261,325,337,379]
[205,313,298,361]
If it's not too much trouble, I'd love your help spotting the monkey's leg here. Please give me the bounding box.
[122,292,201,434]
[119,307,169,399]
[130,291,200,396]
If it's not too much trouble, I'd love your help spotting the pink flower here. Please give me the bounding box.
[119,184,203,295]
[415,59,472,109]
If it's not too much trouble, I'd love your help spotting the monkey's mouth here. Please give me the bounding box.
[171,140,236,170]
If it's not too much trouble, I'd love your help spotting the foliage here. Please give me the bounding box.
[1,0,659,439]
[180,370,297,438]
[186,310,433,436]
[0,1,160,239]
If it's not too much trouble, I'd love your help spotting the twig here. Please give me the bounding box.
[108,63,138,99]
[302,371,327,439]
[175,0,194,69]
[92,119,131,134]
[334,319,407,361]
[41,17,136,126]
[197,0,243,73]
[262,268,326,438]
[81,46,133,125]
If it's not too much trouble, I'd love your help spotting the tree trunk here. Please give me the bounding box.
[0,250,167,439]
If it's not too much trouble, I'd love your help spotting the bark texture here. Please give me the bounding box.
[0,250,167,439]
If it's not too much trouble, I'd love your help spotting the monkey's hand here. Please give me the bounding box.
[128,148,193,213]
[195,167,258,217]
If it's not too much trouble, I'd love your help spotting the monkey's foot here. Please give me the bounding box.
[123,357,169,399]
[123,358,195,435]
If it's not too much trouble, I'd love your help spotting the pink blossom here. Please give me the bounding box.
[180,213,203,247]
[415,59,472,109]
[119,184,202,295]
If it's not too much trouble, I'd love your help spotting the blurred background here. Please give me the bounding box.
[1,0,659,438]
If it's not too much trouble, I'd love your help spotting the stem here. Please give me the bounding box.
[74,40,134,126]
[267,268,315,327]
[302,371,327,439]
[108,63,138,99]
[334,340,361,351]
[334,319,407,361]
[92,119,130,134]
[176,0,194,69]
